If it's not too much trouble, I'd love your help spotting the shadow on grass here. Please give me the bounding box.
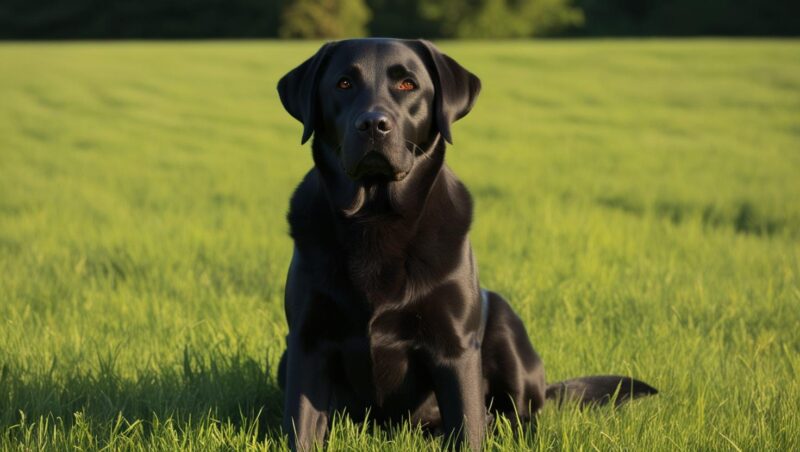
[595,196,789,237]
[0,346,285,444]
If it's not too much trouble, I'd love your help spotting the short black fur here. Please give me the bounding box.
[275,38,657,452]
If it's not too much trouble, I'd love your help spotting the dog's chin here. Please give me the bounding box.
[356,171,408,184]
[350,170,409,185]
[344,150,410,184]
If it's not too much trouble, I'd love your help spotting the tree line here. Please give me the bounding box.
[1,0,797,39]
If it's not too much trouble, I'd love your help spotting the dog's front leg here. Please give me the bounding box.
[283,335,331,452]
[430,347,485,451]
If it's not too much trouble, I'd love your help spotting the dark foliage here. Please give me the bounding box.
[0,0,284,39]
[0,0,797,39]
[572,0,800,36]
[366,0,440,38]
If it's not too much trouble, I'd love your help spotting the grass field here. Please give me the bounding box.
[1,39,799,450]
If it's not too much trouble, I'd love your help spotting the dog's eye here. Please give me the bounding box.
[397,79,417,91]
[337,78,352,90]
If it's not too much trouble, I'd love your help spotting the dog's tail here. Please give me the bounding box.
[545,375,658,406]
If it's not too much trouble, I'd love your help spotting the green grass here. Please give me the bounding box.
[1,39,799,450]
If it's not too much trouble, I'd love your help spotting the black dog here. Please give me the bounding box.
[276,38,656,451]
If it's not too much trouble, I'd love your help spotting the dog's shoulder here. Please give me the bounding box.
[287,168,336,245]
[422,165,473,237]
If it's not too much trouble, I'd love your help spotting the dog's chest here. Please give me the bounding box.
[314,299,432,414]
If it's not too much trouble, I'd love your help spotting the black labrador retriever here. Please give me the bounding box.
[276,38,656,451]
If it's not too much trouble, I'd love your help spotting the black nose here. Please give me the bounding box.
[355,112,393,137]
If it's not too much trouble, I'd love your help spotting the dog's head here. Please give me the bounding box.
[278,39,480,184]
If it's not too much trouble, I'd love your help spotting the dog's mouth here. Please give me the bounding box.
[348,152,408,182]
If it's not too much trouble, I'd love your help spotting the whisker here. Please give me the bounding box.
[405,139,431,160]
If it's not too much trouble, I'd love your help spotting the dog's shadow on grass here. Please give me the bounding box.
[2,346,285,442]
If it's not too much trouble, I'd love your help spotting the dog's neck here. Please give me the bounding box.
[312,135,446,222]
[310,135,472,304]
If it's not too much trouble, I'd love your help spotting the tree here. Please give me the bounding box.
[419,0,583,38]
[367,0,440,38]
[279,0,371,38]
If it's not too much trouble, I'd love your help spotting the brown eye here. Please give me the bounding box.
[398,79,417,91]
[337,78,352,90]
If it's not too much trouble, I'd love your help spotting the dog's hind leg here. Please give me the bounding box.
[480,291,547,428]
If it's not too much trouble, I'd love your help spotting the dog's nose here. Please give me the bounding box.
[355,112,393,137]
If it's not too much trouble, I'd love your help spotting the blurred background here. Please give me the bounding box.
[2,0,799,40]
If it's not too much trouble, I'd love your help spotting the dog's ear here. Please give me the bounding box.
[277,42,334,144]
[416,39,481,144]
